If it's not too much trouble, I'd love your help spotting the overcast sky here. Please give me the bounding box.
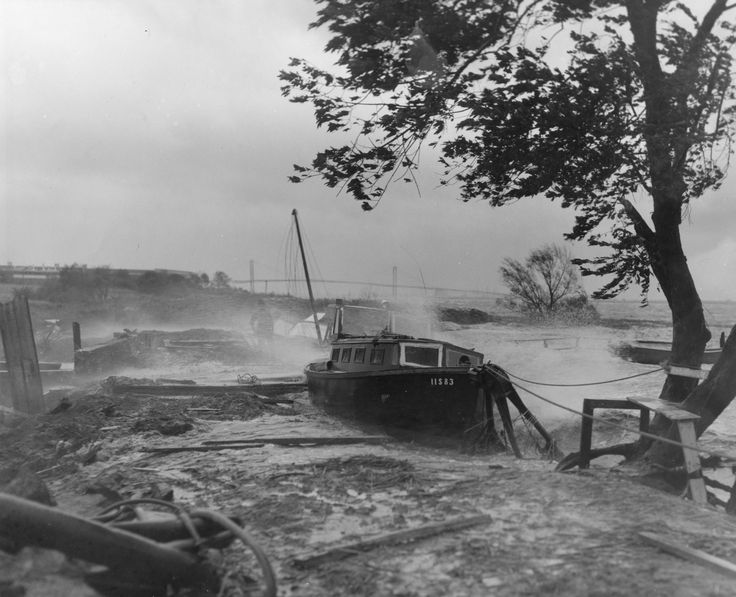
[2,0,735,301]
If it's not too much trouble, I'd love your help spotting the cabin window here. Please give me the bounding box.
[370,348,385,364]
[331,348,340,362]
[400,343,442,367]
[341,348,352,363]
[354,347,366,363]
[447,349,480,366]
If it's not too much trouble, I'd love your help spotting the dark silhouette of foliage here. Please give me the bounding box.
[36,265,112,303]
[211,271,232,289]
[136,271,201,295]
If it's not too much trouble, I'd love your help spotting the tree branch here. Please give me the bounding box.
[620,197,656,245]
[675,0,730,82]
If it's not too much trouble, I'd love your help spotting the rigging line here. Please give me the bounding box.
[277,221,294,294]
[489,369,735,462]
[300,219,329,298]
[400,244,427,293]
[287,225,300,297]
[503,367,664,387]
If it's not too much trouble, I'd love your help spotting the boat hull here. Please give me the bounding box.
[620,342,722,365]
[305,367,482,432]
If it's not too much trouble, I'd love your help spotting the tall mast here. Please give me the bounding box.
[292,209,323,343]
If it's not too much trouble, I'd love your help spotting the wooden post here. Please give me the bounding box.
[579,400,595,469]
[0,295,44,413]
[72,322,82,351]
[494,393,521,458]
[676,421,708,504]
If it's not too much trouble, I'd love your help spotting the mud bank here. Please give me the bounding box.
[2,388,736,596]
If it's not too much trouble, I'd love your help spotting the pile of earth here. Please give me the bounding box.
[0,384,292,493]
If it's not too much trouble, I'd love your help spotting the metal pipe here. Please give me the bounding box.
[0,493,215,586]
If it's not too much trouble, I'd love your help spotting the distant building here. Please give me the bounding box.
[0,264,198,284]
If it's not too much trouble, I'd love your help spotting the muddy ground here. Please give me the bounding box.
[3,380,736,597]
[3,294,736,596]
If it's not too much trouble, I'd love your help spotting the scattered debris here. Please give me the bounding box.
[292,514,492,569]
[109,381,303,398]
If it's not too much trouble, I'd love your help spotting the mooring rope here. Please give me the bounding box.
[488,368,735,462]
[502,366,664,387]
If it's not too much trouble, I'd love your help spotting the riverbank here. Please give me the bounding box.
[2,388,736,596]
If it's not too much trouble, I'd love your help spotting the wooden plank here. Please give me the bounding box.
[110,383,305,397]
[582,399,638,410]
[676,421,708,504]
[667,365,708,380]
[293,514,492,569]
[142,444,266,454]
[203,436,390,446]
[627,398,700,421]
[639,532,736,578]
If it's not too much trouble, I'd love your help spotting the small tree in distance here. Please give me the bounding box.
[211,271,231,289]
[500,245,595,321]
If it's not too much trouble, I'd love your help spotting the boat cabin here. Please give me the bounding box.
[325,336,483,373]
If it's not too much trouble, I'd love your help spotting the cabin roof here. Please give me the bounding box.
[331,334,483,357]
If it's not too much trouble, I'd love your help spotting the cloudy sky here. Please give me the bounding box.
[2,0,735,300]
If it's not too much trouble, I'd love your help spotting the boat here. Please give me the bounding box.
[293,210,557,452]
[304,300,486,432]
[617,339,722,365]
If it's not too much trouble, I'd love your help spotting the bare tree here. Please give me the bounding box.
[500,245,581,317]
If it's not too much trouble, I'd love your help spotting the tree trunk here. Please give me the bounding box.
[626,1,712,405]
[646,325,736,466]
[649,213,711,404]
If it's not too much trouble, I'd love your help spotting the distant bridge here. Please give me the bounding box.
[231,277,502,299]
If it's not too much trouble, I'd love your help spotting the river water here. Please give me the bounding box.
[432,298,736,461]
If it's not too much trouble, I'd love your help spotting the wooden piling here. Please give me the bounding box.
[72,322,82,351]
[0,295,44,413]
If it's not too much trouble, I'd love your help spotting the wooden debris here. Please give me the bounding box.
[109,383,303,398]
[142,444,266,455]
[639,532,736,579]
[143,435,389,454]
[292,514,492,569]
[203,436,390,447]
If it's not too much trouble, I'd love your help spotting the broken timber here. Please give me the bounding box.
[203,436,390,446]
[142,444,266,454]
[292,514,492,569]
[639,532,736,579]
[110,382,305,398]
[143,436,389,454]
